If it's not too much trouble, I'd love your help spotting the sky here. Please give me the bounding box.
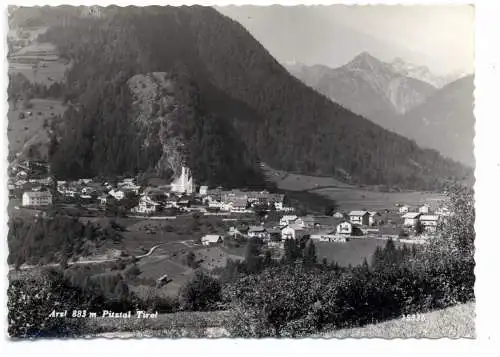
[216,5,474,75]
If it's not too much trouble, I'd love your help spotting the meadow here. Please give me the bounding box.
[8,98,65,159]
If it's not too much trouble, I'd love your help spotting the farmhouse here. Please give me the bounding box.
[336,221,353,235]
[22,190,52,207]
[248,226,269,240]
[201,234,223,246]
[349,211,370,226]
[280,215,298,227]
[419,215,439,233]
[402,212,422,228]
[132,196,160,214]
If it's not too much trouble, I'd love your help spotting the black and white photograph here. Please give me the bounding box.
[4,2,479,340]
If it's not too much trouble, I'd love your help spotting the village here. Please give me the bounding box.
[9,158,453,254]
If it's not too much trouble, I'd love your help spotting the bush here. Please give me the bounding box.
[178,271,222,311]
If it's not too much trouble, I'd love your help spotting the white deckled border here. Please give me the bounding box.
[1,0,498,356]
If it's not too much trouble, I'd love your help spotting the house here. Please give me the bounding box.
[109,189,125,200]
[247,226,269,240]
[132,196,160,214]
[349,211,370,226]
[336,221,353,235]
[280,215,298,227]
[22,190,52,207]
[171,166,195,195]
[436,206,452,217]
[228,197,249,213]
[418,204,430,214]
[310,229,347,243]
[98,194,108,206]
[368,212,380,226]
[199,185,208,196]
[419,215,439,233]
[402,212,422,228]
[201,234,223,246]
[281,224,306,240]
[399,205,410,214]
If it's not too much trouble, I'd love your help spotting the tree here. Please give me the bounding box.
[324,200,339,216]
[244,239,262,273]
[178,271,222,311]
[303,240,317,266]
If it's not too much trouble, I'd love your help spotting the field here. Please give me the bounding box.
[9,40,70,85]
[8,98,66,157]
[315,238,407,267]
[263,164,444,211]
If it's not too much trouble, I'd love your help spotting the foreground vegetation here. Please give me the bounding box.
[8,185,474,338]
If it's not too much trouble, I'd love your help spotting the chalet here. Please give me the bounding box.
[22,190,52,207]
[349,211,370,226]
[248,226,269,240]
[201,234,223,246]
[419,215,439,233]
[418,204,430,214]
[228,197,249,213]
[336,221,353,235]
[132,196,160,214]
[435,206,452,217]
[119,181,141,195]
[399,205,410,214]
[402,212,422,228]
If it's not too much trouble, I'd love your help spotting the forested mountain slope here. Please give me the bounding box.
[33,6,470,190]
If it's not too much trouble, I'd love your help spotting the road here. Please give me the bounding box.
[9,240,196,271]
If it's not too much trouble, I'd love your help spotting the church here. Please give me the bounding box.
[170,166,195,195]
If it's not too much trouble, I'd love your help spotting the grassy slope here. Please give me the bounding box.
[318,302,475,339]
[88,302,475,338]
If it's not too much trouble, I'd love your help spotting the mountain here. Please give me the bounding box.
[26,6,470,190]
[389,57,467,89]
[286,53,437,130]
[395,75,475,167]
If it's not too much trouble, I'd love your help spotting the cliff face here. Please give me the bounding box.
[128,72,186,179]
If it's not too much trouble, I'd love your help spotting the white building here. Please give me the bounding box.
[22,191,52,207]
[171,166,195,195]
[108,189,125,201]
[132,196,160,214]
[399,205,410,214]
[199,185,208,196]
[201,234,223,246]
[349,211,370,226]
[418,204,430,214]
[368,211,379,226]
[280,215,298,227]
[336,221,353,235]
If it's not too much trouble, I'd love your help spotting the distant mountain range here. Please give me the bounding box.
[12,6,471,190]
[286,54,474,166]
[397,75,475,167]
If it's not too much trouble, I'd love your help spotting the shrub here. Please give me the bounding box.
[178,271,222,311]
